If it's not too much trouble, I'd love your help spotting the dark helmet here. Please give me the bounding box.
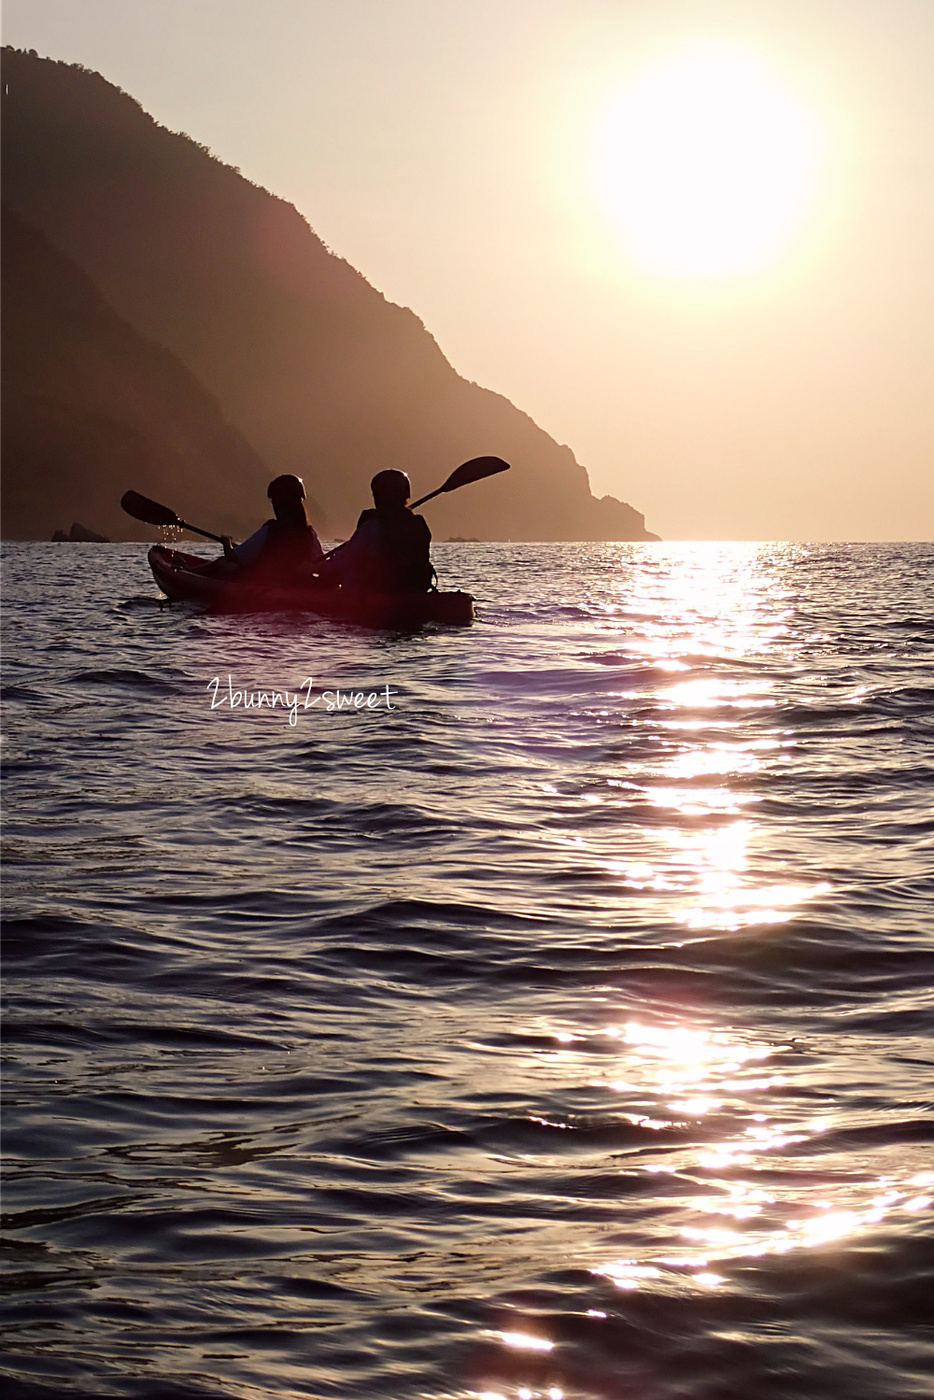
[267,474,306,503]
[371,469,411,507]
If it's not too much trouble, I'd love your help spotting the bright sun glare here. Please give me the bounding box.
[592,42,823,276]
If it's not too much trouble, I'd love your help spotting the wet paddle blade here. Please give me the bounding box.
[121,490,182,528]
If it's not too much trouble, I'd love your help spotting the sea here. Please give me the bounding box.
[2,539,932,1400]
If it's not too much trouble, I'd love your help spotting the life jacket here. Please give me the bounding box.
[351,507,433,592]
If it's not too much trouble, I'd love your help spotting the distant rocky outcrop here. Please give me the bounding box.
[1,47,657,541]
[52,522,111,542]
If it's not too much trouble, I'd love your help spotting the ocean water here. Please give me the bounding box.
[2,539,932,1400]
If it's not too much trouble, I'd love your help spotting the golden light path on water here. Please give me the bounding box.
[595,544,832,932]
[474,1016,932,1400]
[474,545,930,1399]
[596,1021,932,1273]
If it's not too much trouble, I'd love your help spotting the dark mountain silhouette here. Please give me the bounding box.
[1,47,657,541]
[1,205,291,542]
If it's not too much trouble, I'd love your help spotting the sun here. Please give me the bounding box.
[591,42,823,277]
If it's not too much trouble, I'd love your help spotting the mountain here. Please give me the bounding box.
[1,204,285,542]
[1,47,657,541]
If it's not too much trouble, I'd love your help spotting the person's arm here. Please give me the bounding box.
[229,523,270,566]
[320,518,382,587]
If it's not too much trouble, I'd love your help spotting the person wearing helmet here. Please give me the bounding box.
[321,469,433,593]
[216,474,323,582]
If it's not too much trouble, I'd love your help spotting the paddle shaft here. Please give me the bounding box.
[175,520,226,545]
[410,485,444,509]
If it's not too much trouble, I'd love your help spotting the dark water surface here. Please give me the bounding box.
[2,540,933,1400]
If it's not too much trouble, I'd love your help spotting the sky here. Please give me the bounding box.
[3,0,933,540]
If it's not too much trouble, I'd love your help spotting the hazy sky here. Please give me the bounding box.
[4,0,932,540]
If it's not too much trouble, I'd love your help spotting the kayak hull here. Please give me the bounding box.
[148,547,475,625]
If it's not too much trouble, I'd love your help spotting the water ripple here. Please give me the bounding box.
[2,541,932,1399]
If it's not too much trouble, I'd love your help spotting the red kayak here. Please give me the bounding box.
[148,547,475,626]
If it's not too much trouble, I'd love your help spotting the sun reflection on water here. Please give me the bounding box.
[485,545,923,1387]
[619,543,796,664]
[478,1389,564,1400]
[497,1333,555,1353]
[583,1018,934,1294]
[587,548,835,933]
[549,551,934,1298]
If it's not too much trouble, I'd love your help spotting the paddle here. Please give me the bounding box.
[410,455,510,508]
[120,490,226,545]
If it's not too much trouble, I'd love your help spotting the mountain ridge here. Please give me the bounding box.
[1,47,657,542]
[1,203,287,543]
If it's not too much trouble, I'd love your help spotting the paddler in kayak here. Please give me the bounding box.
[208,474,324,582]
[318,469,433,593]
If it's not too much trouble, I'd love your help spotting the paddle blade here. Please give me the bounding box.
[440,456,510,493]
[121,490,182,528]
